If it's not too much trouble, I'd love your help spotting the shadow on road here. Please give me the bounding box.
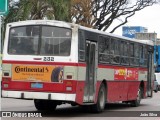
[30,103,141,117]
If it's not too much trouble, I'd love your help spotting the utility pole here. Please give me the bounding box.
[0,0,9,105]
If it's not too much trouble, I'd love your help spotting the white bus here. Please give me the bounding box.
[2,20,154,113]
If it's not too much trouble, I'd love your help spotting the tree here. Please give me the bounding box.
[4,0,70,22]
[49,0,71,22]
[4,0,159,33]
[4,0,20,23]
[2,0,71,43]
[71,0,95,28]
[71,0,158,33]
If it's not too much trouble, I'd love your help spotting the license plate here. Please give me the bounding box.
[31,83,43,88]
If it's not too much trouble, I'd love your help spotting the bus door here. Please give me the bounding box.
[83,41,98,102]
[147,51,153,97]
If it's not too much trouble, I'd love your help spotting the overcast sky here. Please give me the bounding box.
[112,4,160,38]
[12,1,160,38]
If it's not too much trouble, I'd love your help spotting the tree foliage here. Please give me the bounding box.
[71,0,95,28]
[71,0,158,33]
[4,0,70,22]
[3,0,159,33]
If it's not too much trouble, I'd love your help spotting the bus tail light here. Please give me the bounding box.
[66,75,72,79]
[3,78,10,82]
[66,81,73,91]
[4,72,9,76]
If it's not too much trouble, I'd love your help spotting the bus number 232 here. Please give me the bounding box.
[43,57,54,61]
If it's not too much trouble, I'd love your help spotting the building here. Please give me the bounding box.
[135,32,157,41]
[122,26,148,38]
[122,26,160,72]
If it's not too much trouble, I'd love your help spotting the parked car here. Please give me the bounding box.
[154,73,160,92]
[154,79,159,93]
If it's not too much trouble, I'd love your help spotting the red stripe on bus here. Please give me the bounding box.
[98,64,147,70]
[2,60,82,66]
[2,78,77,93]
[2,78,148,103]
[2,60,148,70]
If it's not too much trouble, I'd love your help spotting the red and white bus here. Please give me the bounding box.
[2,20,154,112]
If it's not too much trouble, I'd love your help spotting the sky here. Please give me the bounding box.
[112,4,160,38]
[11,1,160,38]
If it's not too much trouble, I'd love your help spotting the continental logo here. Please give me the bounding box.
[15,66,49,73]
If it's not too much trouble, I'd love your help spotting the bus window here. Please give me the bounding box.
[78,30,85,61]
[98,36,110,63]
[130,43,134,65]
[110,39,120,64]
[121,41,129,65]
[40,26,71,56]
[144,46,148,67]
[8,26,39,55]
[140,45,147,67]
[110,39,115,63]
[134,43,139,66]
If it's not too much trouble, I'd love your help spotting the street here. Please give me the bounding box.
[1,92,160,120]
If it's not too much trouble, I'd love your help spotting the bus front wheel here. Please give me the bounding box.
[34,99,57,111]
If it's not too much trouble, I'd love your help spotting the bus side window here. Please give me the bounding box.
[110,39,115,63]
[110,39,120,64]
[134,43,139,66]
[78,30,85,61]
[98,36,110,63]
[140,45,144,66]
[144,46,148,67]
[121,41,129,65]
[114,40,120,64]
[130,43,134,65]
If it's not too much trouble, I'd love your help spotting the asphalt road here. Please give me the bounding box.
[1,92,160,120]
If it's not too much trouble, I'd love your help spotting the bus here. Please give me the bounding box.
[2,20,154,113]
[154,40,160,72]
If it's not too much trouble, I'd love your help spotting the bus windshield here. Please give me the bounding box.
[8,25,72,56]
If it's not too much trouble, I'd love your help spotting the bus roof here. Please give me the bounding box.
[79,25,154,46]
[7,20,154,46]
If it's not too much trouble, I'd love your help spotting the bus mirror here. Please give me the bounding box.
[154,63,157,68]
[156,52,159,60]
[148,46,154,52]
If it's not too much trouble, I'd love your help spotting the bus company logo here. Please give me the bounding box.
[1,112,42,118]
[15,66,49,73]
[2,112,12,117]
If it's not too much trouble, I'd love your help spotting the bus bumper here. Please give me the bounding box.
[2,90,76,102]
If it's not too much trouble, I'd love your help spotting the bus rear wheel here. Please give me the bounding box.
[91,84,106,113]
[34,99,57,111]
[130,87,142,107]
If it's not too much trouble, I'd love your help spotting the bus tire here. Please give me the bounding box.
[130,87,142,107]
[91,84,106,113]
[34,99,57,111]
[51,67,63,82]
